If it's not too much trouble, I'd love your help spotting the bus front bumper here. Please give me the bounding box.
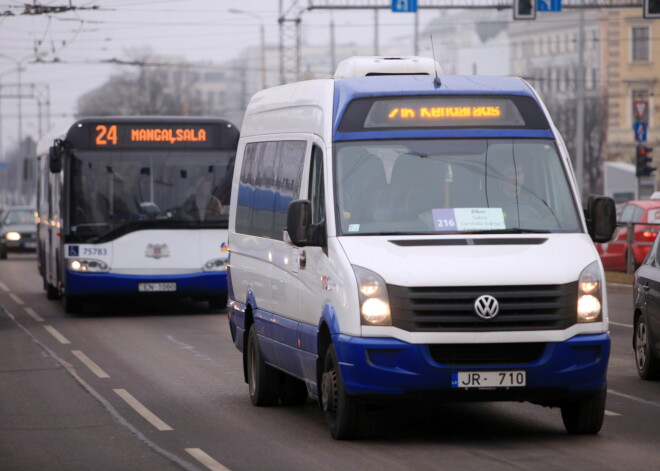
[334,333,609,404]
[65,270,227,297]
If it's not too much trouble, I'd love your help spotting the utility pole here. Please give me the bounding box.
[576,7,585,200]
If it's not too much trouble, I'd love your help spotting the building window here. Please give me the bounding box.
[632,26,650,62]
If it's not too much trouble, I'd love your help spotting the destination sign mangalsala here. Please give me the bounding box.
[91,123,216,148]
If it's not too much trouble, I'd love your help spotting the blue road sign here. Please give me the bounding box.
[635,121,648,142]
[0,162,7,170]
[538,0,562,12]
[392,0,417,13]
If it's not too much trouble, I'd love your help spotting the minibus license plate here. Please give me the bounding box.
[138,282,176,292]
[453,371,526,389]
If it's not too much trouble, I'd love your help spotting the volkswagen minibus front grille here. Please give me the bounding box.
[388,282,578,332]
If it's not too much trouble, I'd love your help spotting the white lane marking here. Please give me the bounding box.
[610,321,633,328]
[24,307,44,322]
[0,281,9,292]
[185,448,232,471]
[8,293,24,305]
[72,350,110,379]
[2,309,197,471]
[114,389,173,432]
[605,410,621,416]
[609,389,660,409]
[44,325,71,344]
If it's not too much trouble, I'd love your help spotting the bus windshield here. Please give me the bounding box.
[335,139,581,236]
[68,148,234,242]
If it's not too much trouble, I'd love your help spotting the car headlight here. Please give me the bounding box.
[577,261,602,323]
[203,258,226,272]
[67,258,109,273]
[6,232,21,241]
[353,265,391,326]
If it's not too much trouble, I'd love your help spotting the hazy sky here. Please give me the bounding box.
[0,0,436,157]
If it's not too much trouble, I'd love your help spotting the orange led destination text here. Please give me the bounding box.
[388,106,501,120]
[130,128,207,144]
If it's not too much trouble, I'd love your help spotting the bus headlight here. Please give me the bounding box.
[67,258,109,273]
[6,232,21,241]
[203,258,226,272]
[353,265,391,326]
[577,261,602,323]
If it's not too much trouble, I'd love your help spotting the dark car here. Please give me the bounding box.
[0,206,37,259]
[632,236,660,380]
[597,200,660,271]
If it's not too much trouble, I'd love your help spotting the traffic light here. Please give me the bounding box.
[513,0,536,20]
[644,0,660,19]
[636,144,656,177]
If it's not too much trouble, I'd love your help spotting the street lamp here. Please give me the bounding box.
[229,9,267,90]
[0,54,28,156]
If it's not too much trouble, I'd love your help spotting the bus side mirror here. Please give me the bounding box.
[286,200,326,247]
[286,200,312,247]
[587,195,617,243]
[49,143,63,173]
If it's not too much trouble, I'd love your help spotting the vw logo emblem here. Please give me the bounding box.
[474,295,499,320]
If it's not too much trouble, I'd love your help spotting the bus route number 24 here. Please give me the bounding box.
[96,125,118,146]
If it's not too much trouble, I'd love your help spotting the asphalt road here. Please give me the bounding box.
[1,253,659,471]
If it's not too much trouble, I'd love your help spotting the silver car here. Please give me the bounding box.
[0,206,37,259]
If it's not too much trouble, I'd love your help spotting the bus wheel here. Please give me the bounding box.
[321,344,365,439]
[560,387,606,434]
[208,295,227,310]
[246,324,280,406]
[64,295,84,315]
[46,283,60,300]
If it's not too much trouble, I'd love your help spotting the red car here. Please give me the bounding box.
[597,200,660,271]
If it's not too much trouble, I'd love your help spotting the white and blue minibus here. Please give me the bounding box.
[37,117,238,313]
[227,57,617,439]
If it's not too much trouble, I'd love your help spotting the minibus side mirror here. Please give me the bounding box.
[49,140,63,173]
[586,195,617,243]
[286,200,324,247]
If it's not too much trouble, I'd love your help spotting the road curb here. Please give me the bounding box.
[607,283,633,296]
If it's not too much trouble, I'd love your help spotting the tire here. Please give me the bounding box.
[208,295,228,310]
[321,344,366,439]
[560,387,606,434]
[0,245,7,260]
[634,315,660,380]
[46,282,60,300]
[246,324,280,406]
[280,374,308,406]
[63,295,84,315]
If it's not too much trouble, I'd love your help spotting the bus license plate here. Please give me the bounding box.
[452,371,526,389]
[138,282,176,292]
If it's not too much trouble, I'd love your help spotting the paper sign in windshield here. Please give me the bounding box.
[432,208,506,232]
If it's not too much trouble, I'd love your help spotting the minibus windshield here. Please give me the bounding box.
[334,139,581,236]
[68,149,234,242]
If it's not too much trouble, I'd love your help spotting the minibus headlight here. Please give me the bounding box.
[203,258,226,272]
[67,258,109,273]
[577,262,602,323]
[353,265,391,326]
[6,232,21,241]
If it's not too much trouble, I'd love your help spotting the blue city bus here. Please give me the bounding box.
[37,116,238,313]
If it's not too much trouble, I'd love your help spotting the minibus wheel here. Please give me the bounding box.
[46,282,60,300]
[560,387,606,434]
[247,324,280,406]
[321,344,365,439]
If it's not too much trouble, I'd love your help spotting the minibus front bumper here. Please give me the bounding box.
[65,270,227,297]
[333,333,609,403]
